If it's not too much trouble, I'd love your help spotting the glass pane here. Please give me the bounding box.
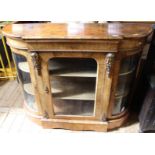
[112,96,128,115]
[48,58,97,116]
[112,54,139,115]
[13,53,37,110]
[119,54,138,73]
[116,73,134,96]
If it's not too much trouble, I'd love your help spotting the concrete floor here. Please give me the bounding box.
[0,80,140,133]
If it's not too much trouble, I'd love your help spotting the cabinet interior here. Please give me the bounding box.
[48,58,97,116]
[17,54,139,116]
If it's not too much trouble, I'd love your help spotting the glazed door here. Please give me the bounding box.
[49,57,97,117]
[39,52,114,121]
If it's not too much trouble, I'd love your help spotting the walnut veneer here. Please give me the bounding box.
[2,22,152,131]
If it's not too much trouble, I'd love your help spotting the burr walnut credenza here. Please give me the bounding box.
[2,22,152,131]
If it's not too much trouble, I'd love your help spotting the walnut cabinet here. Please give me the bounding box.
[2,22,152,131]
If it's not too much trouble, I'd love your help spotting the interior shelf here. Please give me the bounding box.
[115,89,129,98]
[20,60,131,101]
[112,95,128,115]
[53,92,95,100]
[18,62,29,73]
[18,62,55,73]
[24,83,34,95]
[51,69,96,77]
[49,58,97,78]
[18,61,135,78]
[23,83,62,95]
[23,81,95,101]
[51,77,96,101]
[119,67,135,76]
[18,61,97,77]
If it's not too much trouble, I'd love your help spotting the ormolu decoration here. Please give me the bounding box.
[31,52,41,75]
[106,53,115,77]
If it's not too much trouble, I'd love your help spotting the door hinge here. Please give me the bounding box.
[43,111,49,119]
[44,86,49,94]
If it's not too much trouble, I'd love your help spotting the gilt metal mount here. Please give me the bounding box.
[106,53,115,77]
[31,52,41,75]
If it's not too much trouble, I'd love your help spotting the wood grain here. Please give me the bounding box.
[2,23,152,39]
[2,22,152,131]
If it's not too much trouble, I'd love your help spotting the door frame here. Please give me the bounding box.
[37,51,112,121]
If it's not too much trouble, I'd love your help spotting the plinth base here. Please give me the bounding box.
[24,103,129,132]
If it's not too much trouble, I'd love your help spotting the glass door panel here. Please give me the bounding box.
[13,53,37,110]
[112,54,139,115]
[48,58,97,116]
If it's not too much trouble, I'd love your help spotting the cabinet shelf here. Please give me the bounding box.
[18,62,29,73]
[49,59,97,77]
[18,61,97,77]
[53,92,95,100]
[51,70,96,77]
[18,61,135,78]
[23,83,62,95]
[23,82,95,101]
[17,61,67,73]
[20,62,130,101]
[115,90,129,98]
[119,67,135,76]
[51,77,96,101]
[24,83,34,95]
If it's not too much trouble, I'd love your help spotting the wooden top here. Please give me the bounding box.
[2,22,153,40]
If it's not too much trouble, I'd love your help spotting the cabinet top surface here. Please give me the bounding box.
[2,22,152,40]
